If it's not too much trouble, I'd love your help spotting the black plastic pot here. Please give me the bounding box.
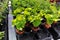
[0,19,6,31]
[56,21,60,29]
[15,27,25,40]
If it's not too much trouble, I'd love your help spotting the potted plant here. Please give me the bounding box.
[12,14,26,35]
[40,0,60,39]
[12,0,42,33]
[0,0,8,40]
[0,0,8,30]
[36,0,60,39]
[27,14,42,32]
[36,0,59,29]
[43,2,60,28]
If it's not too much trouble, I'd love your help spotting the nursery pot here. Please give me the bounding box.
[24,22,32,32]
[44,23,51,29]
[32,27,39,32]
[16,29,24,35]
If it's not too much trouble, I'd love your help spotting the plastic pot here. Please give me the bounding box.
[32,27,40,32]
[16,29,24,35]
[44,23,51,29]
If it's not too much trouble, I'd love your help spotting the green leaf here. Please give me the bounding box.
[0,31,4,40]
[32,20,41,27]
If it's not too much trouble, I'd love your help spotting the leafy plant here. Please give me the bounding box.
[12,0,60,30]
[38,0,60,24]
[0,31,4,40]
[12,15,26,30]
[0,0,8,23]
[28,14,42,27]
[12,0,42,30]
[0,0,8,13]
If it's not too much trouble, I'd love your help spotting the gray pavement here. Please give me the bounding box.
[8,14,17,40]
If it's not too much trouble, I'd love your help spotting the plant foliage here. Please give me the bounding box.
[0,31,4,40]
[12,0,60,30]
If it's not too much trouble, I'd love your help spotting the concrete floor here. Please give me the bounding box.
[8,14,17,40]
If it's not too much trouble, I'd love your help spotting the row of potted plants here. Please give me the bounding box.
[0,0,8,40]
[12,0,60,35]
